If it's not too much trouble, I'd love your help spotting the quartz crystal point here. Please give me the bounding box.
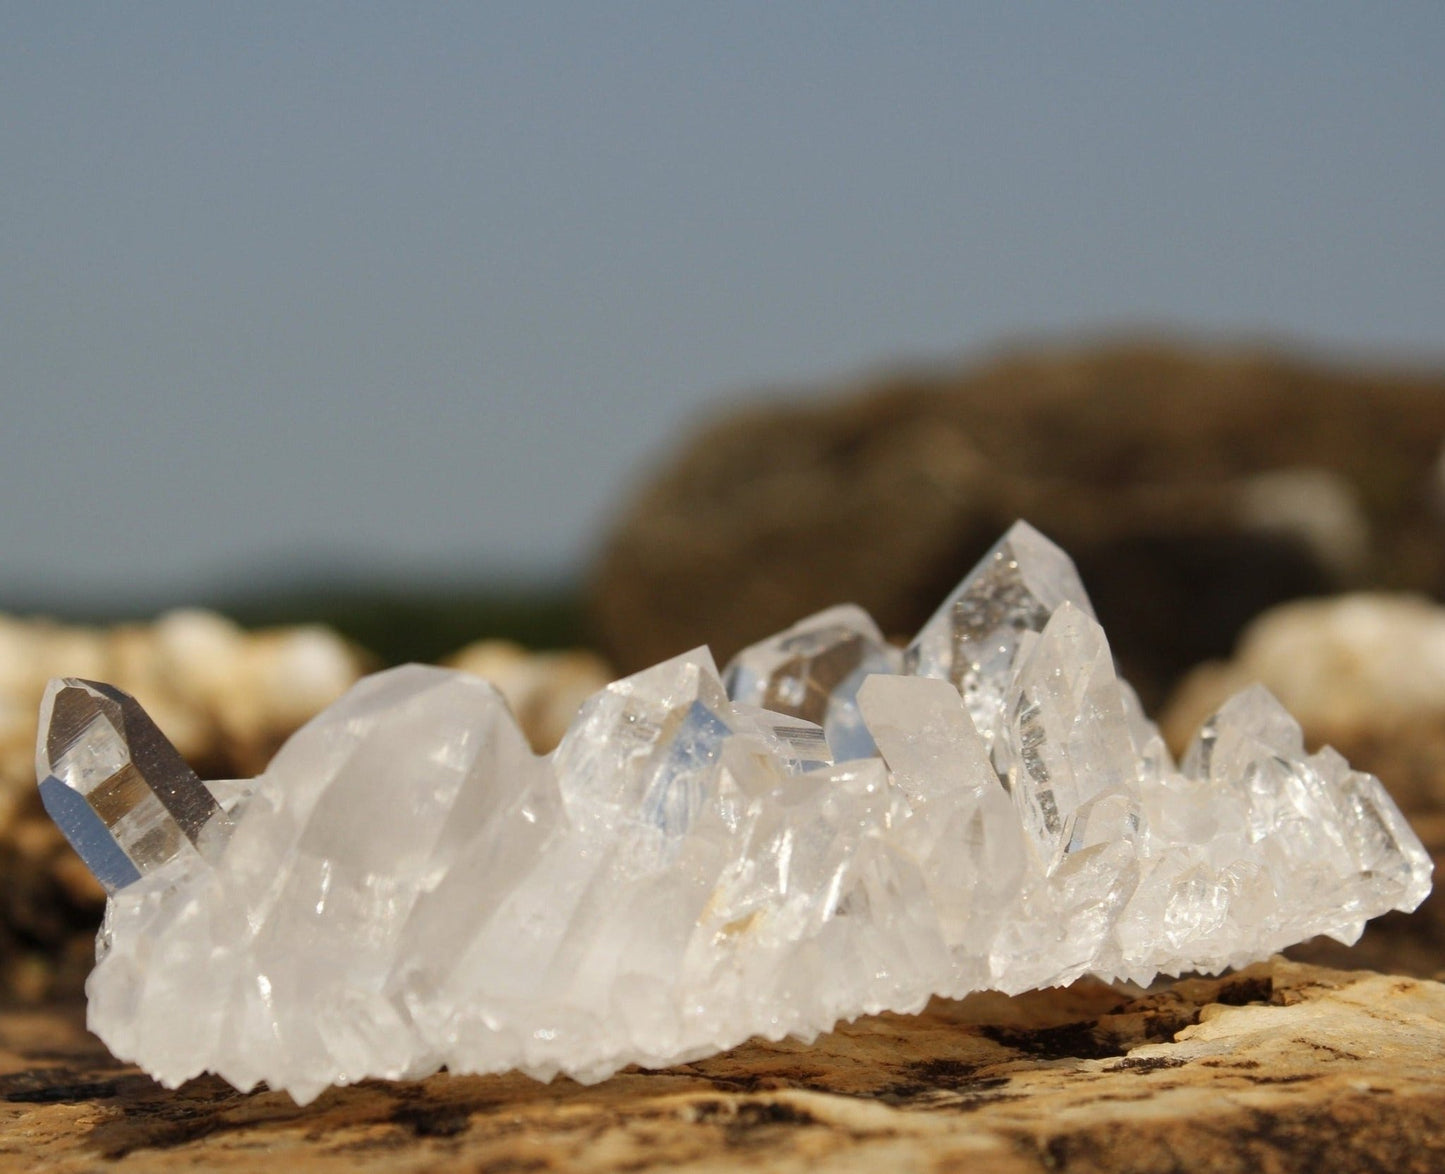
[1001,603,1141,874]
[906,520,1095,755]
[724,604,901,760]
[49,521,1432,1105]
[36,678,230,892]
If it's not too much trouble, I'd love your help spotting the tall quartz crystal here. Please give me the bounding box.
[1002,603,1141,873]
[46,520,1432,1105]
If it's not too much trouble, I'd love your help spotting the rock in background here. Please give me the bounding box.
[442,640,612,753]
[7,337,1445,1000]
[591,338,1445,709]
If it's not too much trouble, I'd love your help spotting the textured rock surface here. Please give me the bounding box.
[1163,593,1445,978]
[0,610,366,802]
[3,960,1444,1172]
[1162,594,1445,792]
[591,339,1445,704]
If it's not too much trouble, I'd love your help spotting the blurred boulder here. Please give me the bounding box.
[1162,593,1445,790]
[444,639,612,752]
[1162,593,1445,977]
[591,339,1445,706]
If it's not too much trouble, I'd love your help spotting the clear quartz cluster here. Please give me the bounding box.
[39,522,1431,1104]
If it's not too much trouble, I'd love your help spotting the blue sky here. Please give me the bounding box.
[3,3,1442,603]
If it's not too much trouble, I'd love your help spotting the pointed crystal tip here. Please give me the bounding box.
[35,678,229,893]
[904,519,1094,750]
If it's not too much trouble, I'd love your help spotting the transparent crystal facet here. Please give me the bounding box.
[553,648,734,838]
[1001,603,1140,873]
[36,678,231,893]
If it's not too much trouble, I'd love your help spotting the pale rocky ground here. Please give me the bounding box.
[1163,593,1445,813]
[0,609,366,811]
[0,959,1442,1172]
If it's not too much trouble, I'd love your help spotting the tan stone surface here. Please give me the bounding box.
[0,609,367,805]
[0,960,1442,1172]
[1161,593,1445,778]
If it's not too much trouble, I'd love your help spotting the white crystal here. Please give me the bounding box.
[53,521,1431,1104]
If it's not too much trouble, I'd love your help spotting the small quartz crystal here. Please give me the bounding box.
[37,679,230,892]
[44,522,1432,1104]
[724,603,900,760]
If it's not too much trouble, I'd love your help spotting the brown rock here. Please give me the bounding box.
[591,338,1445,706]
[2,959,1443,1171]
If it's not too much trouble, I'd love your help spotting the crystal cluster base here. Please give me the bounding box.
[44,523,1431,1104]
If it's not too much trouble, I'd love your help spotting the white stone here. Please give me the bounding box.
[1164,593,1445,746]
[50,522,1432,1104]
